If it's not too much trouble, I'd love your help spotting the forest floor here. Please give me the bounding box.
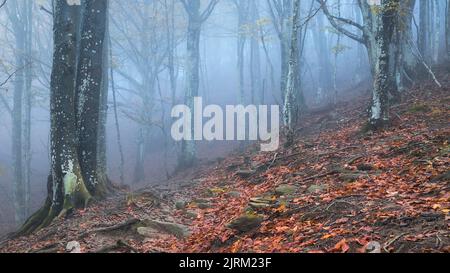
[0,72,449,253]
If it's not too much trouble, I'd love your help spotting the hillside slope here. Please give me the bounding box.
[1,74,449,253]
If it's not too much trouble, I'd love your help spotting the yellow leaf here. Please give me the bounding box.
[321,234,334,239]
[274,204,287,213]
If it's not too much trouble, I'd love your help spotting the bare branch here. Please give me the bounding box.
[200,0,220,22]
[39,5,53,16]
[317,0,365,45]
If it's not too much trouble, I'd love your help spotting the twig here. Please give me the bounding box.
[267,152,279,169]
[346,155,364,165]
[39,5,53,15]
[383,232,406,252]
[0,62,31,87]
[407,38,442,88]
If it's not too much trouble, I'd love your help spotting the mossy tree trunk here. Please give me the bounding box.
[76,0,109,197]
[18,0,110,236]
[368,0,399,130]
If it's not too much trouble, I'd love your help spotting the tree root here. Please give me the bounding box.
[13,198,52,237]
[79,218,141,239]
[94,239,139,253]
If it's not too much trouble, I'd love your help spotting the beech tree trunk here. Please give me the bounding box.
[19,0,110,235]
[283,0,301,132]
[179,0,218,169]
[76,0,109,196]
[368,0,399,129]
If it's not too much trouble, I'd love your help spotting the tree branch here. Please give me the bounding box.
[39,5,53,16]
[200,0,220,22]
[317,0,365,45]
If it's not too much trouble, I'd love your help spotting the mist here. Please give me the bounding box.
[0,0,448,239]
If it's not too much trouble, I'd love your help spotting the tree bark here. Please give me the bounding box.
[19,0,110,235]
[446,0,450,61]
[179,0,219,169]
[283,0,301,133]
[76,0,109,196]
[368,0,399,130]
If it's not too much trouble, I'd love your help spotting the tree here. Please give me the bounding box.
[283,0,301,139]
[76,0,110,196]
[266,0,293,102]
[368,0,400,129]
[319,0,417,92]
[418,0,430,63]
[19,0,110,235]
[311,10,333,100]
[4,0,33,225]
[446,0,450,61]
[110,0,180,184]
[232,0,249,104]
[249,0,262,105]
[178,0,220,168]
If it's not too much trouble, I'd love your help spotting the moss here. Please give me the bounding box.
[62,169,92,211]
[227,213,263,233]
[408,104,431,113]
[17,167,113,236]
[361,118,390,133]
[14,198,52,237]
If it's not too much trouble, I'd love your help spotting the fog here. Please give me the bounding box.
[0,0,447,234]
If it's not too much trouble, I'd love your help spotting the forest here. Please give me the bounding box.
[0,0,448,255]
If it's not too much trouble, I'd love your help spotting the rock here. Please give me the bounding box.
[184,210,198,219]
[248,202,271,209]
[430,170,450,183]
[409,104,430,113]
[207,187,226,196]
[275,185,298,196]
[339,173,362,183]
[227,191,241,198]
[227,213,263,233]
[236,169,256,178]
[249,196,274,204]
[192,198,211,204]
[137,227,161,239]
[198,202,212,209]
[357,164,374,171]
[365,241,381,253]
[175,200,187,210]
[307,184,326,194]
[66,241,81,253]
[142,219,191,238]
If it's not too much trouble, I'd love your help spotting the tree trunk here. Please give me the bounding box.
[446,0,450,61]
[368,0,399,130]
[249,0,261,105]
[19,0,110,235]
[419,0,430,63]
[312,11,333,100]
[23,0,33,221]
[283,0,301,133]
[235,0,248,104]
[97,13,110,190]
[180,14,200,168]
[76,0,109,196]
[7,0,26,226]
